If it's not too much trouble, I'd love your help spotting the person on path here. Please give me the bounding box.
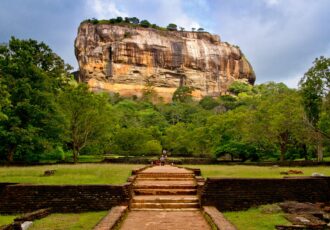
[160,154,165,166]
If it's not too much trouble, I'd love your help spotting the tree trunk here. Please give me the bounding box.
[279,132,289,162]
[315,132,323,162]
[280,143,286,162]
[7,146,16,163]
[317,143,323,162]
[72,142,79,164]
[302,144,308,161]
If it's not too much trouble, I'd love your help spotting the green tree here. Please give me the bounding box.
[115,17,123,23]
[299,56,330,161]
[59,84,113,163]
[228,81,252,95]
[167,23,178,31]
[199,96,219,110]
[0,79,10,120]
[172,86,193,103]
[0,37,70,163]
[144,140,162,155]
[255,88,307,161]
[162,123,192,156]
[140,20,151,28]
[111,127,152,156]
[129,17,139,24]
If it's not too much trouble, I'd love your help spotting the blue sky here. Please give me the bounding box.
[0,0,329,87]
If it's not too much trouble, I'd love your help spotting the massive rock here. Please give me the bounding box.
[75,22,255,102]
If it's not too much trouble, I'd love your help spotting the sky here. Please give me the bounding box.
[0,0,329,88]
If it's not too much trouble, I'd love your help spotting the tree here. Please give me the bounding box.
[299,56,330,161]
[167,23,178,31]
[228,81,252,95]
[0,37,71,163]
[59,84,113,163]
[111,127,153,156]
[179,27,185,32]
[199,96,219,110]
[162,123,192,156]
[192,28,196,32]
[140,20,151,28]
[172,86,193,103]
[129,17,139,24]
[115,17,123,23]
[0,79,10,120]
[256,89,307,161]
[197,28,205,32]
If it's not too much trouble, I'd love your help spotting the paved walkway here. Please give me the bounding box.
[120,210,211,230]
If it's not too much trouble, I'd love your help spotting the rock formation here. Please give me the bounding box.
[75,22,255,102]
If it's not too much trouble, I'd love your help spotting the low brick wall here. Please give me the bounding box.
[201,177,330,211]
[0,183,130,214]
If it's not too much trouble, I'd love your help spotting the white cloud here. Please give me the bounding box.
[151,0,200,30]
[211,0,330,86]
[86,0,128,19]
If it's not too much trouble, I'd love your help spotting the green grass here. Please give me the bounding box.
[0,164,142,185]
[185,165,330,178]
[223,205,290,230]
[323,156,330,162]
[29,212,107,230]
[0,215,16,226]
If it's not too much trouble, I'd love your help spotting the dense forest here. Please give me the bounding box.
[0,37,329,163]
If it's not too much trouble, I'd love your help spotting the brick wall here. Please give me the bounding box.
[0,183,130,214]
[201,177,330,211]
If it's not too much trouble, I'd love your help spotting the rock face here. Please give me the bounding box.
[75,22,255,101]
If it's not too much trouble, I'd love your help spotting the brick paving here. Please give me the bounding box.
[120,210,211,230]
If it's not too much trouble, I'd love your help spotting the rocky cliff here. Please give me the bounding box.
[75,22,255,101]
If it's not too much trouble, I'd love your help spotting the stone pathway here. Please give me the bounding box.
[120,210,210,230]
[119,165,211,229]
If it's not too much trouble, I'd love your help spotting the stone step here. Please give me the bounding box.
[130,208,200,211]
[131,202,199,209]
[137,173,195,178]
[133,184,197,190]
[134,188,197,195]
[132,195,199,204]
[136,177,195,181]
[133,180,196,189]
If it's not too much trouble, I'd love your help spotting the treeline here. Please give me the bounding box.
[82,17,205,32]
[0,38,329,163]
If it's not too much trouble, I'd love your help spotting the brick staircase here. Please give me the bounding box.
[130,166,200,210]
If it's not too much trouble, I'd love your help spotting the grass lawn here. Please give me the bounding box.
[0,215,17,226]
[186,165,330,178]
[0,164,142,185]
[29,212,107,230]
[223,205,290,230]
